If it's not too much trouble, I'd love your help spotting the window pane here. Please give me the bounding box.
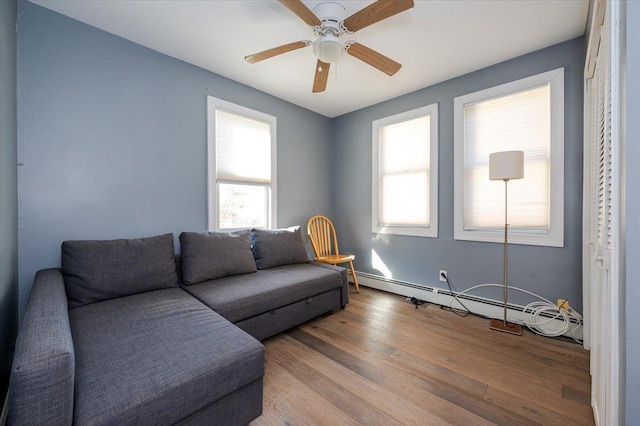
[380,171,429,225]
[218,183,267,229]
[463,84,550,229]
[379,115,430,227]
[216,109,271,184]
[380,116,430,174]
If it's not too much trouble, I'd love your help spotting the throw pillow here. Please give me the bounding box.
[250,226,309,269]
[179,230,257,284]
[62,233,180,309]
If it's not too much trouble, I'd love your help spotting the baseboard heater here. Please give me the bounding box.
[352,271,583,341]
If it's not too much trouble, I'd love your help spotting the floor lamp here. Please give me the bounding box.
[489,150,524,335]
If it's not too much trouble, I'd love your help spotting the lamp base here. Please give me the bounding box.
[489,318,522,335]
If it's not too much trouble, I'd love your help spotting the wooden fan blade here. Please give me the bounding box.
[346,42,401,76]
[279,0,321,27]
[312,60,330,93]
[342,0,414,33]
[245,41,309,64]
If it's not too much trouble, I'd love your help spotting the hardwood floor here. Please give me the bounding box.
[250,286,594,425]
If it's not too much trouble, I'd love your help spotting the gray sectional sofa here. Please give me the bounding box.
[9,228,349,425]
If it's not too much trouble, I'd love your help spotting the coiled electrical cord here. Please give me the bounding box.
[447,283,583,343]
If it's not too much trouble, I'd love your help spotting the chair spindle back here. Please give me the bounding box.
[307,215,340,258]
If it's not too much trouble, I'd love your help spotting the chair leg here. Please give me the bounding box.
[348,260,360,293]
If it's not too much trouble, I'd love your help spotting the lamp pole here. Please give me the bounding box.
[503,178,509,327]
[488,150,523,335]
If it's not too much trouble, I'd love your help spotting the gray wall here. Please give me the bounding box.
[0,0,19,403]
[333,37,585,309]
[16,1,334,317]
[12,1,640,421]
[624,0,640,421]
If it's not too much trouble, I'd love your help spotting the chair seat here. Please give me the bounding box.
[316,254,355,264]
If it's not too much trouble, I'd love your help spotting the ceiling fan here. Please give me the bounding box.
[245,0,414,93]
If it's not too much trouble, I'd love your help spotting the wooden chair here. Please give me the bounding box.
[307,215,360,293]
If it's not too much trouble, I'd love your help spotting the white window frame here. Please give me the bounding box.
[372,103,439,238]
[453,68,564,247]
[207,96,277,231]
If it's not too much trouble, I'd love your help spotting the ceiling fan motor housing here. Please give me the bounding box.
[312,2,347,32]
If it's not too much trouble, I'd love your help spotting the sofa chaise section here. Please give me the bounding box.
[69,287,264,426]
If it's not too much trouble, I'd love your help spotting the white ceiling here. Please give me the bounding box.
[31,0,589,118]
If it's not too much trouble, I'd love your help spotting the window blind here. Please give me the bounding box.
[215,109,271,184]
[463,85,551,230]
[379,115,430,226]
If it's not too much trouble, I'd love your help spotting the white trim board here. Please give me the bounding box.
[1,391,8,426]
[453,68,565,247]
[351,272,583,342]
[206,95,277,231]
[371,103,439,238]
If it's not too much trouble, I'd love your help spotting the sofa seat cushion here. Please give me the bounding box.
[69,288,264,426]
[182,263,343,323]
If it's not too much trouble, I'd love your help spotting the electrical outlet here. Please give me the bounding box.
[439,270,448,282]
[557,299,569,311]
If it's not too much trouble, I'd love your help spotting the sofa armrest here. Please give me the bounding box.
[9,268,75,426]
[310,262,349,307]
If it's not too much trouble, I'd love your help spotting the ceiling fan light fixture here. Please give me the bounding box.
[313,34,344,63]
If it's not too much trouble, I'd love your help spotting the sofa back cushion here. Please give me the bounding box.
[180,230,257,285]
[62,233,180,308]
[250,227,309,269]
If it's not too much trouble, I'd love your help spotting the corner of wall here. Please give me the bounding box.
[0,0,19,408]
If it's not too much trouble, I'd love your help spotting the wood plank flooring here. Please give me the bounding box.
[250,286,594,425]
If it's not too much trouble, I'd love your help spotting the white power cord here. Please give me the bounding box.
[449,283,583,343]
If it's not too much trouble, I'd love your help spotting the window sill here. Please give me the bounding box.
[454,229,563,247]
[373,226,438,238]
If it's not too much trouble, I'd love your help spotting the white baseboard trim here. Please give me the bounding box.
[352,271,583,342]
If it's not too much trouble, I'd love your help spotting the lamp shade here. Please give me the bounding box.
[489,150,524,180]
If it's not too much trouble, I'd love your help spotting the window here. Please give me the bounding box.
[372,104,438,238]
[453,68,564,246]
[207,96,276,230]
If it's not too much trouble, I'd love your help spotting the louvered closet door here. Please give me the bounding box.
[586,1,619,423]
[589,37,610,423]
